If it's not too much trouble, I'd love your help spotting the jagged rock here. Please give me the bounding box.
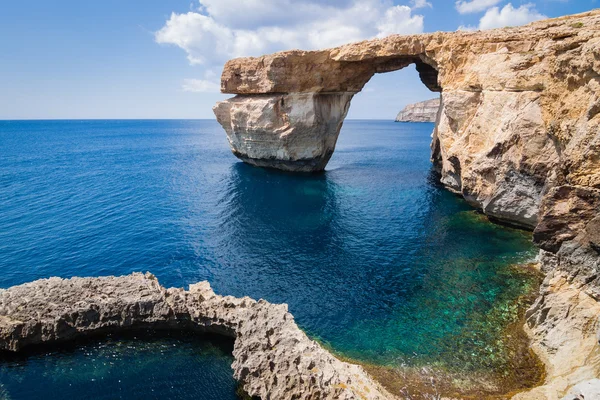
[534,186,600,254]
[0,273,394,400]
[395,98,440,122]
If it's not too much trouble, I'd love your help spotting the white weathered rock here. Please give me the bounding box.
[560,379,600,400]
[395,98,440,122]
[214,93,353,172]
[512,267,600,400]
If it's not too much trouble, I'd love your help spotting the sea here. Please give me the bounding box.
[0,119,538,399]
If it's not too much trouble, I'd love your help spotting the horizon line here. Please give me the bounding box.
[0,118,419,122]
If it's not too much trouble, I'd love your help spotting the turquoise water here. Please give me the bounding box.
[0,120,537,398]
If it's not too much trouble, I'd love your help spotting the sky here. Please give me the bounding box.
[0,0,597,120]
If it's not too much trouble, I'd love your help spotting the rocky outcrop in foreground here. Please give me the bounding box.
[0,273,393,400]
[513,265,600,400]
[395,98,440,122]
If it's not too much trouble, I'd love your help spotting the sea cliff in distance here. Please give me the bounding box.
[395,97,440,122]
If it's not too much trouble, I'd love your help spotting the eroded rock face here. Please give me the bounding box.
[0,273,394,400]
[513,266,600,400]
[214,93,353,172]
[212,9,600,295]
[395,98,440,122]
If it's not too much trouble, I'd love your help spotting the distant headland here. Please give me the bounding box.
[395,97,440,122]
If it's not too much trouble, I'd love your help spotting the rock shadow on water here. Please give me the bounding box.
[0,330,239,400]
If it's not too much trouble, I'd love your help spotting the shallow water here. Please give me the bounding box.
[0,120,538,398]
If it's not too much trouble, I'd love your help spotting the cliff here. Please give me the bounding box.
[395,97,440,122]
[212,9,600,400]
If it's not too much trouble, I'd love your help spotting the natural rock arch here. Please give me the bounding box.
[213,53,440,173]
[213,11,600,232]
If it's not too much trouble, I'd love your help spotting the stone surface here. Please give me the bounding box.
[0,273,394,400]
[512,268,600,400]
[214,92,353,172]
[214,10,600,230]
[395,98,440,122]
[213,9,600,400]
[559,379,600,400]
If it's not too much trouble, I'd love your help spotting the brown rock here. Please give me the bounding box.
[214,10,600,231]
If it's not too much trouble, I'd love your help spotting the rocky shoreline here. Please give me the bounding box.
[1,267,597,399]
[0,273,394,399]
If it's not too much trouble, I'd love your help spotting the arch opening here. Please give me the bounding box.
[367,56,441,93]
[213,55,443,173]
[346,61,441,121]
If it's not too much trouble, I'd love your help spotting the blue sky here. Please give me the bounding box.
[0,0,597,120]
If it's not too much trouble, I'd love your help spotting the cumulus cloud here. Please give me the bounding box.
[156,0,426,67]
[181,78,221,92]
[479,3,547,30]
[376,6,425,38]
[410,0,432,9]
[455,0,502,14]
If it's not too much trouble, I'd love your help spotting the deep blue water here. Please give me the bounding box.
[0,120,536,398]
[0,332,236,400]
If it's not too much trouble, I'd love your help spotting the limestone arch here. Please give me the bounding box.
[213,53,442,173]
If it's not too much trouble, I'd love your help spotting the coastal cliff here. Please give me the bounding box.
[395,98,440,122]
[213,10,600,400]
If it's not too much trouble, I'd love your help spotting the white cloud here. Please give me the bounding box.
[479,3,547,30]
[156,12,234,65]
[455,0,502,14]
[377,6,425,38]
[195,0,355,30]
[156,0,426,67]
[182,78,221,92]
[457,25,477,31]
[411,0,432,9]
